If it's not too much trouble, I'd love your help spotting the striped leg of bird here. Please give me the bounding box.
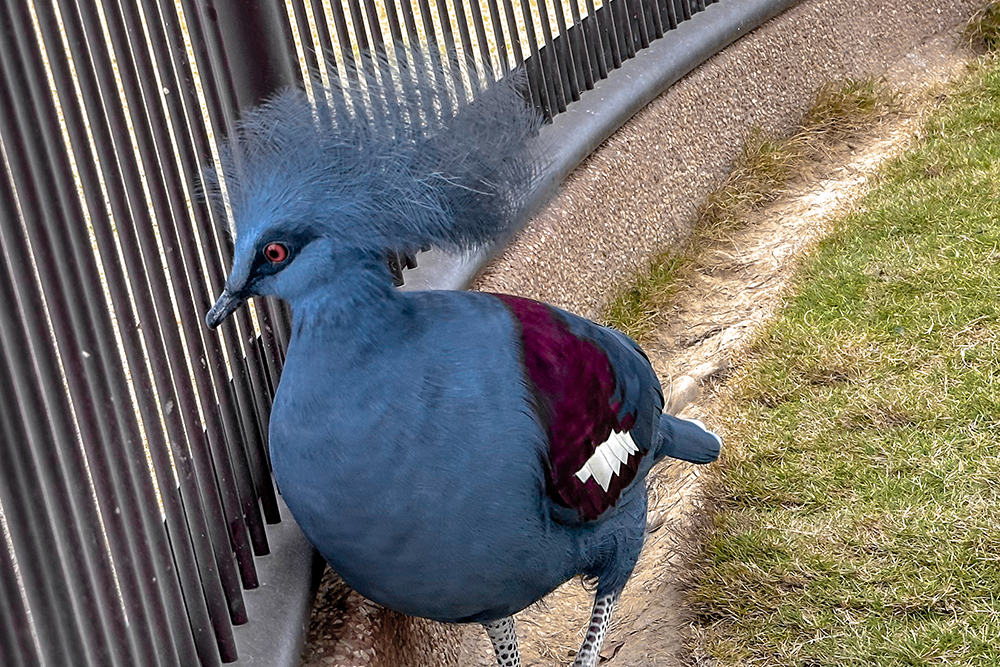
[483,616,522,667]
[571,591,620,667]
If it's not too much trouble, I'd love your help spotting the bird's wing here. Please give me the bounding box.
[492,294,664,522]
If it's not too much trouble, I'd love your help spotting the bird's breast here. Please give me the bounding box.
[261,294,594,620]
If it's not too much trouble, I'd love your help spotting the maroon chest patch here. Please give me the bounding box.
[493,294,642,520]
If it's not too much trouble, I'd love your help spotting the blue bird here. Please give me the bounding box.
[205,56,721,667]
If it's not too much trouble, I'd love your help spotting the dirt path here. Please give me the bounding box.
[457,32,973,667]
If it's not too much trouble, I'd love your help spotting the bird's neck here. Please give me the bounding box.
[287,257,409,349]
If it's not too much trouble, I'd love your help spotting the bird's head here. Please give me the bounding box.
[204,217,346,329]
[202,104,387,330]
[204,57,544,329]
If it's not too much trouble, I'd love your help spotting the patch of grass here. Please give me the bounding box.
[604,76,900,340]
[964,2,1000,51]
[803,76,902,141]
[691,57,1000,666]
[698,129,808,236]
[701,76,900,237]
[602,250,688,341]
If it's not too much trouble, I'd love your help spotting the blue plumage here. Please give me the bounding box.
[205,56,720,667]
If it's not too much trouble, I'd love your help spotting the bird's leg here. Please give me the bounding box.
[571,590,619,667]
[483,616,521,667]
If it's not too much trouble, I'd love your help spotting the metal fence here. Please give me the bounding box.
[0,0,737,665]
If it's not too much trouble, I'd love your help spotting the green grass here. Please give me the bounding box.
[691,55,1000,667]
[603,77,899,340]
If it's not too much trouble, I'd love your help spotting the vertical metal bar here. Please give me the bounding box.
[551,0,581,102]
[680,0,692,21]
[391,0,435,127]
[567,0,594,92]
[361,0,404,121]
[339,0,386,124]
[118,0,255,622]
[0,174,81,663]
[663,0,678,30]
[324,0,367,119]
[432,0,467,102]
[258,297,288,376]
[630,0,651,49]
[0,5,163,666]
[485,0,510,74]
[307,0,352,126]
[212,2,300,374]
[152,0,271,584]
[23,2,240,662]
[469,0,497,81]
[0,166,122,667]
[375,0,427,135]
[453,0,484,91]
[345,0,372,55]
[192,0,286,464]
[416,0,454,118]
[585,0,608,80]
[614,0,636,59]
[204,0,298,109]
[0,134,168,667]
[206,0,298,397]
[290,0,322,76]
[180,0,284,531]
[398,0,421,46]
[498,0,524,68]
[341,0,374,84]
[0,512,40,667]
[601,1,623,69]
[381,0,406,46]
[0,259,83,667]
[534,0,569,112]
[499,0,525,80]
[359,0,387,68]
[288,0,329,119]
[73,0,245,656]
[327,0,360,80]
[379,0,425,121]
[44,0,235,661]
[647,0,664,39]
[517,0,553,116]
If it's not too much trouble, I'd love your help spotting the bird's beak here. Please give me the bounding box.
[205,288,244,329]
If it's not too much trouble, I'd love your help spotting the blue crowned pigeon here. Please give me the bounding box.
[205,56,721,667]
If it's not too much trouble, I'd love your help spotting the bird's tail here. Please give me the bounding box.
[654,415,722,465]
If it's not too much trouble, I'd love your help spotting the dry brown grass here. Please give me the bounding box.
[963,2,1000,50]
[604,76,901,341]
[699,76,901,239]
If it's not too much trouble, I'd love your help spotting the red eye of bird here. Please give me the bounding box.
[263,242,289,264]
